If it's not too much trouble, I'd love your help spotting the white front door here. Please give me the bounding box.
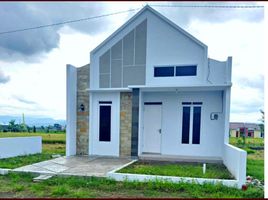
[143,104,162,153]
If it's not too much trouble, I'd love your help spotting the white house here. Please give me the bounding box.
[66,5,246,187]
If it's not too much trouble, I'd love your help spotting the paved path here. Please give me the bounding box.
[13,156,133,177]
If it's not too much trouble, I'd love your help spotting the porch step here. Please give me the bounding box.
[139,154,223,164]
[33,174,54,182]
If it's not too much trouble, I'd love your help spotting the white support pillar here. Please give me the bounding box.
[223,56,232,144]
[66,64,77,156]
[223,87,231,144]
[226,56,232,84]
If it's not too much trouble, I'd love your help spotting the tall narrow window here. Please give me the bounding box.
[192,106,201,144]
[182,106,190,144]
[99,105,111,142]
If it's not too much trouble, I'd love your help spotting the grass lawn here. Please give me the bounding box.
[247,150,264,182]
[0,172,264,198]
[118,161,234,179]
[0,132,65,169]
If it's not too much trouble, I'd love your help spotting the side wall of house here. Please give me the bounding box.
[76,64,90,155]
[66,64,77,156]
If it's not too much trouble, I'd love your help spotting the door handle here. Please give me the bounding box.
[158,129,161,134]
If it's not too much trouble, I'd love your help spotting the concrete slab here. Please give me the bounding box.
[33,174,54,182]
[13,164,56,175]
[0,168,10,175]
[50,156,97,167]
[12,156,133,178]
[41,163,69,173]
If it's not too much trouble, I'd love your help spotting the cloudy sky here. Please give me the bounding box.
[0,2,265,122]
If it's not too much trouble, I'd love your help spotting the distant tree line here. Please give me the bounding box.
[0,120,66,133]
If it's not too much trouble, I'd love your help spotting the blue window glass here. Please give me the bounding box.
[193,102,202,105]
[99,105,111,142]
[154,67,174,77]
[182,106,190,144]
[176,66,197,76]
[182,102,192,105]
[192,106,201,144]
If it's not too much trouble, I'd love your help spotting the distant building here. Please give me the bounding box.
[229,122,263,138]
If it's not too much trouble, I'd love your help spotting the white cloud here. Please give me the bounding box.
[0,69,10,84]
[185,19,264,123]
[0,3,265,123]
[0,27,107,119]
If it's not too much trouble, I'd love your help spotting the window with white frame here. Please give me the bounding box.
[181,102,202,144]
[154,65,197,77]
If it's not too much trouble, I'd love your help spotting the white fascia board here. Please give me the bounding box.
[88,88,132,92]
[128,84,231,92]
[208,58,226,63]
[87,84,232,93]
[128,84,232,89]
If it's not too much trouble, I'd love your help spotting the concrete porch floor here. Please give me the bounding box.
[12,156,133,177]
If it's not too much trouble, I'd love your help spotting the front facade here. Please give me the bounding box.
[66,6,233,161]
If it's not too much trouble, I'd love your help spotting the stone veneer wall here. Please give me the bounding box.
[120,92,132,157]
[76,64,90,155]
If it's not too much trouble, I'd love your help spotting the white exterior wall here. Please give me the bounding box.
[208,57,232,85]
[146,12,207,86]
[0,137,42,159]
[66,64,77,156]
[90,9,214,90]
[140,91,225,158]
[223,143,247,188]
[90,92,120,156]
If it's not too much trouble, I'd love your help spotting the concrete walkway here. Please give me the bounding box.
[13,156,133,177]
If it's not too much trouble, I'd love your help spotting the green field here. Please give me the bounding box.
[229,137,264,148]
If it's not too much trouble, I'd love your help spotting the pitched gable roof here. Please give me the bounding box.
[91,5,207,55]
